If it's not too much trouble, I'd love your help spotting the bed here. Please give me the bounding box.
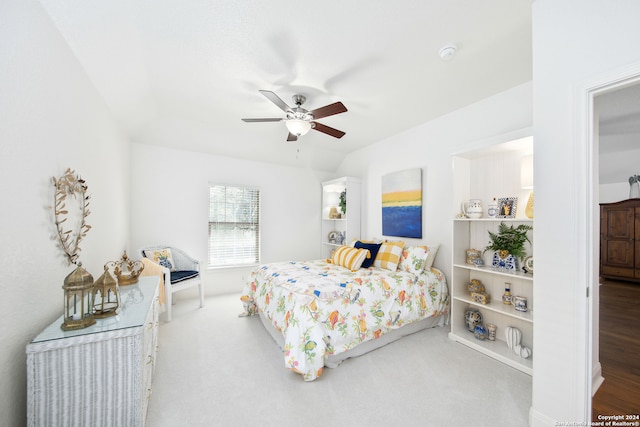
[240,242,450,381]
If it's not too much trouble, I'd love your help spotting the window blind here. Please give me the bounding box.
[208,184,260,268]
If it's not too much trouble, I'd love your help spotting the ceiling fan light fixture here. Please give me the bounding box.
[286,119,311,137]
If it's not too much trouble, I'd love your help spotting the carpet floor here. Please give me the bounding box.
[145,293,532,427]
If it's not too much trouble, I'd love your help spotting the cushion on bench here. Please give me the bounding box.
[170,270,199,284]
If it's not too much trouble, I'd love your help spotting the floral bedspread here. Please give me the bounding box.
[240,260,449,381]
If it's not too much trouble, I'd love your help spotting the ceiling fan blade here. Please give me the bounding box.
[309,102,347,120]
[259,90,293,113]
[241,118,283,122]
[312,122,346,139]
[287,132,298,142]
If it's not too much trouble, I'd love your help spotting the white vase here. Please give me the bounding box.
[505,326,522,351]
[520,346,532,359]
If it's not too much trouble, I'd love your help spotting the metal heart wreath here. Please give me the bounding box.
[52,168,91,265]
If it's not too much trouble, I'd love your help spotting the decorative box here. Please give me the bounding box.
[471,292,491,305]
[465,249,482,265]
[467,279,486,294]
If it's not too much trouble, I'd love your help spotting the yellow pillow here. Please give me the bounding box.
[332,246,369,271]
[373,241,405,271]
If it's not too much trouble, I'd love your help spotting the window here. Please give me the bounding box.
[208,184,260,268]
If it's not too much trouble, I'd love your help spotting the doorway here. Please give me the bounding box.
[588,72,640,418]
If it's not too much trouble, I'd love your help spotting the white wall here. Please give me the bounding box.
[600,182,632,204]
[599,147,640,188]
[599,148,640,203]
[130,143,331,296]
[531,1,640,425]
[0,0,131,425]
[336,82,533,275]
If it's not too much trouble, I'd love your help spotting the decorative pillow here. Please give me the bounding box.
[423,244,440,270]
[398,245,429,275]
[144,248,177,272]
[373,241,405,271]
[331,246,369,271]
[354,241,382,268]
[349,238,378,247]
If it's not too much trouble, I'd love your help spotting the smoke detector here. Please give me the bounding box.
[439,44,458,61]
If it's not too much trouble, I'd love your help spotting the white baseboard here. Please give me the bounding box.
[592,361,604,396]
[529,407,558,427]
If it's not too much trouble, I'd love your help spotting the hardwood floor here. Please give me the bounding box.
[592,279,640,418]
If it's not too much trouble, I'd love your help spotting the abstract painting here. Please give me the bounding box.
[382,168,422,238]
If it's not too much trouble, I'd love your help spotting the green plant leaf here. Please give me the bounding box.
[484,222,532,260]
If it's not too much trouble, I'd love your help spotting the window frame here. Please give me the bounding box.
[208,183,261,269]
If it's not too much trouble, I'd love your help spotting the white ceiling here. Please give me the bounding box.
[36,0,638,176]
[38,0,533,171]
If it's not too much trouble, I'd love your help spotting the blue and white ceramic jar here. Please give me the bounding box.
[492,250,517,270]
[464,309,483,333]
[474,324,487,340]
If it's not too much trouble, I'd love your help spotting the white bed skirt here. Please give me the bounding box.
[259,311,449,369]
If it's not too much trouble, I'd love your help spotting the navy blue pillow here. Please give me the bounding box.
[354,241,382,268]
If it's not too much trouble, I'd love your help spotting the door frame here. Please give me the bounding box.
[580,62,640,417]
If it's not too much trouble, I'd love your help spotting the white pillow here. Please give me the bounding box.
[398,245,429,275]
[423,244,440,270]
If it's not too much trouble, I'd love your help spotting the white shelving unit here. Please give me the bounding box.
[321,177,361,259]
[448,133,534,376]
[450,218,534,375]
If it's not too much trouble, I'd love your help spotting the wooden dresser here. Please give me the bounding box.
[26,276,160,427]
[600,199,640,282]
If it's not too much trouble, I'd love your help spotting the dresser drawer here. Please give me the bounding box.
[602,265,635,278]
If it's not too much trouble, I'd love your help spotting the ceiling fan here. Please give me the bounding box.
[242,90,347,142]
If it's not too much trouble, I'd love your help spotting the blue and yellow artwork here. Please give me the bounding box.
[382,168,422,238]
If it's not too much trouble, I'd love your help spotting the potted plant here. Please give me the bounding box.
[339,189,347,216]
[484,222,533,270]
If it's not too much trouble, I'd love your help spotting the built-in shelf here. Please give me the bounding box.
[449,134,534,376]
[321,177,361,259]
[452,294,533,323]
[452,263,534,281]
[453,218,533,222]
[448,331,533,375]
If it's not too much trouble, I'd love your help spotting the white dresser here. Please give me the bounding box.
[26,276,160,427]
